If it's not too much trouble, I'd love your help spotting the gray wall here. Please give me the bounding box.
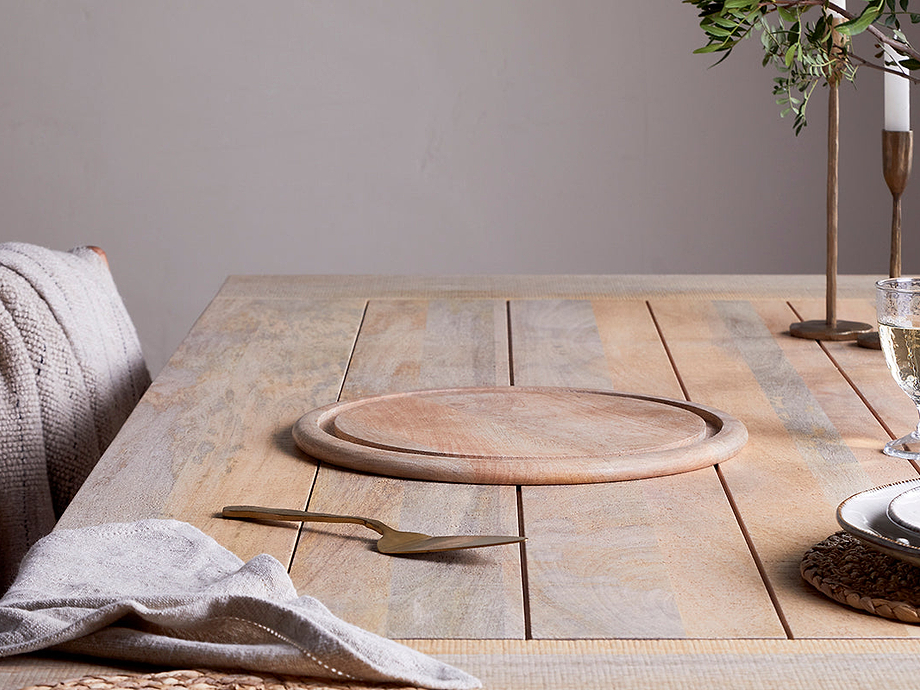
[2,1,915,375]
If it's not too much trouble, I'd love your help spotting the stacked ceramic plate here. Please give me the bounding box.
[837,478,920,566]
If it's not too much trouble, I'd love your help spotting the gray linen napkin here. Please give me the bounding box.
[0,520,480,690]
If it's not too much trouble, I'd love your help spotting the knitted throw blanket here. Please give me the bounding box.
[0,243,150,592]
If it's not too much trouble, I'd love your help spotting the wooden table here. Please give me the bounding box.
[6,274,920,689]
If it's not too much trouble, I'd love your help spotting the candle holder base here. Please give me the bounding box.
[856,331,882,349]
[789,319,873,341]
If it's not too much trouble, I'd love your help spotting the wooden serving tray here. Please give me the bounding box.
[292,387,747,485]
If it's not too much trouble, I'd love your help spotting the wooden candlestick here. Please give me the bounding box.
[883,129,913,276]
[790,54,873,340]
[858,130,913,349]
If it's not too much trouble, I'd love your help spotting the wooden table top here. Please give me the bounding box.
[6,274,920,689]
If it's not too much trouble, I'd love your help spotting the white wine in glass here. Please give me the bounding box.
[878,277,920,459]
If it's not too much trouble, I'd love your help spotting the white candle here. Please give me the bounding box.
[885,44,911,131]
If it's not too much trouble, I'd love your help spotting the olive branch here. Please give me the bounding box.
[685,0,920,133]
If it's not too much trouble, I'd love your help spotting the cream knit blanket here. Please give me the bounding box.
[0,243,150,592]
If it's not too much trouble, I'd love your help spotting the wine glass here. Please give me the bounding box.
[878,277,920,459]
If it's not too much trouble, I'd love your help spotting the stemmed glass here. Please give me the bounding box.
[878,277,920,459]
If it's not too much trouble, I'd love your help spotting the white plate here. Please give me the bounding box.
[836,479,920,567]
[887,485,920,535]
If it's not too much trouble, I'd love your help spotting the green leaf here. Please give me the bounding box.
[705,24,735,37]
[785,44,798,66]
[711,16,738,28]
[693,43,729,54]
[836,10,881,34]
[836,0,884,36]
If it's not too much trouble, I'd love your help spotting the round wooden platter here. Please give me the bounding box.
[292,387,748,485]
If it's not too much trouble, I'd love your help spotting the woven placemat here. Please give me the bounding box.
[801,531,920,623]
[19,669,421,690]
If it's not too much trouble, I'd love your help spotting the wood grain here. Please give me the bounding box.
[12,277,920,690]
[8,639,920,690]
[406,638,920,690]
[292,387,746,484]
[790,296,920,452]
[218,274,885,301]
[57,296,366,564]
[288,299,525,639]
[329,389,708,457]
[511,299,781,639]
[652,296,920,638]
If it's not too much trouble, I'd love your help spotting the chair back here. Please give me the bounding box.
[0,243,150,592]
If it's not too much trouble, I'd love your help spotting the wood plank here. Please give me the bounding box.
[218,274,885,301]
[512,299,782,638]
[404,638,920,690]
[652,296,920,638]
[288,299,525,639]
[341,299,509,397]
[56,296,366,564]
[790,296,920,457]
[7,639,920,690]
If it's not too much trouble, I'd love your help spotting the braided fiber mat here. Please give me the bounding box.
[801,531,920,623]
[19,669,421,690]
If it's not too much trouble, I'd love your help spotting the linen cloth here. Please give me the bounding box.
[0,520,480,690]
[0,243,151,592]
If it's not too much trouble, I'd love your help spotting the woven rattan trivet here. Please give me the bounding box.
[801,531,920,623]
[18,669,422,690]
